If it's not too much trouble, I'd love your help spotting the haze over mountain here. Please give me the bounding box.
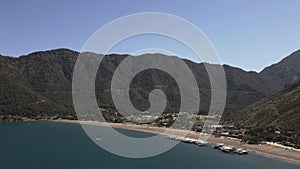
[0,48,299,122]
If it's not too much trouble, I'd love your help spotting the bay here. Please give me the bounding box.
[0,121,298,169]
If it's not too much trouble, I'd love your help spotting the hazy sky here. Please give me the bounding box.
[1,0,300,71]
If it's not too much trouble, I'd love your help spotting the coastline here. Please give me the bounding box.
[49,119,300,165]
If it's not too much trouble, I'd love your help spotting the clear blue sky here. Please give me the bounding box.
[1,0,300,72]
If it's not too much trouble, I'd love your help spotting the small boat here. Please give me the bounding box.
[234,148,248,155]
[95,137,102,141]
[197,140,208,146]
[220,146,234,153]
[212,143,224,149]
[238,150,248,155]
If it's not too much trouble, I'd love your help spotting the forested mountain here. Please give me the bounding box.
[231,81,300,146]
[0,48,298,121]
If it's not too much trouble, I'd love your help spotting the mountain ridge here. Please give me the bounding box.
[0,48,298,121]
[260,50,300,87]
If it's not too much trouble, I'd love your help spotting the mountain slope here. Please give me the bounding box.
[232,81,300,146]
[223,65,280,113]
[0,48,284,120]
[0,49,78,120]
[261,50,300,87]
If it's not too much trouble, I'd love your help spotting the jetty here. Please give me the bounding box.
[166,135,208,146]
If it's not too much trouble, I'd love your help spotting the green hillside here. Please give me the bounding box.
[0,48,294,122]
[231,82,300,147]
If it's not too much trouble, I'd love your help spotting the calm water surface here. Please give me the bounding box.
[0,121,299,169]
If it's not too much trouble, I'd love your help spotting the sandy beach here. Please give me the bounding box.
[51,119,300,165]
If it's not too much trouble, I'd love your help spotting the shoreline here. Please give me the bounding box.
[40,119,300,165]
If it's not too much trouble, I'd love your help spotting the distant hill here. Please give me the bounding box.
[261,50,300,87]
[0,48,294,121]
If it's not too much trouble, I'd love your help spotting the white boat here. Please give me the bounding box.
[95,137,102,141]
[220,146,234,153]
[238,150,248,155]
[197,140,208,146]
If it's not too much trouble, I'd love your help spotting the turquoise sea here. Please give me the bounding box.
[0,121,299,169]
